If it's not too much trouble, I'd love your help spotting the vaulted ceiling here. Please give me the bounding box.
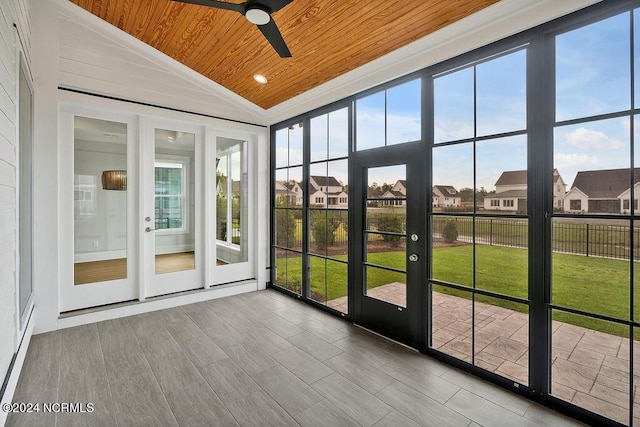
[69,0,500,109]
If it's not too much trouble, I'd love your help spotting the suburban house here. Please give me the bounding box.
[564,168,640,214]
[1,1,632,427]
[484,169,566,212]
[381,180,460,208]
[275,176,347,207]
[309,175,348,207]
[433,185,461,207]
[380,179,407,206]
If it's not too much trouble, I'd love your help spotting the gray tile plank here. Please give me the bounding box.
[523,403,585,426]
[273,305,319,324]
[332,333,397,368]
[272,346,334,384]
[294,399,360,427]
[163,380,238,427]
[223,341,280,375]
[252,365,324,415]
[11,331,61,401]
[373,411,421,427]
[262,314,305,338]
[101,345,151,384]
[324,352,396,394]
[441,368,531,416]
[298,318,350,343]
[286,332,343,361]
[96,317,139,353]
[311,373,393,426]
[376,381,470,427]
[445,389,538,427]
[244,326,294,354]
[199,357,262,404]
[239,290,288,310]
[165,320,229,367]
[379,360,460,403]
[144,351,205,394]
[225,390,299,427]
[109,372,178,427]
[5,386,58,427]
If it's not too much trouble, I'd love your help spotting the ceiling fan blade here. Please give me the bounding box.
[172,0,244,13]
[257,18,291,58]
[263,0,293,13]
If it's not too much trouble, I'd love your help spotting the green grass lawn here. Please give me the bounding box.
[276,244,637,338]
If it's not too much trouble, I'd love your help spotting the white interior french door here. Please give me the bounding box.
[141,118,204,297]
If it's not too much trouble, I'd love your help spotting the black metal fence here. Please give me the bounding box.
[433,216,640,261]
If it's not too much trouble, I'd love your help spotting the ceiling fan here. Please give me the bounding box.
[172,0,293,58]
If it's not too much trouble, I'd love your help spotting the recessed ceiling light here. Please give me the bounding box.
[254,74,268,84]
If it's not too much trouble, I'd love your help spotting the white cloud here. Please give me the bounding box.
[564,127,624,152]
[554,152,599,169]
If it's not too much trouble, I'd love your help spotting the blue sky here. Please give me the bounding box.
[276,9,638,192]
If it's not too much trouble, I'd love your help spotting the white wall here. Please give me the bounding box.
[0,0,31,420]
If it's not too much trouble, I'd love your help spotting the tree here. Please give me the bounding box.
[459,187,474,203]
[275,198,297,247]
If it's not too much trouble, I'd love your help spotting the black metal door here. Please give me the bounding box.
[349,141,427,347]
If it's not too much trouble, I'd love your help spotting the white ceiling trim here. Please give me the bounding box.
[55,0,268,124]
[264,0,602,125]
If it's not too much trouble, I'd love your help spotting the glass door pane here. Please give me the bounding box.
[154,128,196,274]
[216,137,248,265]
[74,117,128,285]
[365,165,407,307]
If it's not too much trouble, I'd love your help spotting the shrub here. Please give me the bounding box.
[442,219,458,243]
[311,211,339,250]
[377,214,403,247]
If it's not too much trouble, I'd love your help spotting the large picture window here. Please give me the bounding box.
[270,2,640,425]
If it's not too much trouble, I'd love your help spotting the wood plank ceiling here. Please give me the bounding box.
[69,0,500,109]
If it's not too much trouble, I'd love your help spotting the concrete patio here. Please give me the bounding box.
[328,282,635,425]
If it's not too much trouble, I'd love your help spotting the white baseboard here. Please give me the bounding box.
[0,311,34,427]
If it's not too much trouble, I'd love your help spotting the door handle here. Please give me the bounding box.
[409,254,418,262]
[145,227,156,232]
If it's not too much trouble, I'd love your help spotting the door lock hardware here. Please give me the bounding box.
[409,253,418,262]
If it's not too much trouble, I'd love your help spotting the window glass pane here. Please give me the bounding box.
[556,12,630,121]
[552,218,630,320]
[551,311,629,426]
[328,107,349,159]
[432,216,473,287]
[356,91,385,151]
[475,218,528,298]
[477,135,527,214]
[289,167,303,208]
[327,159,348,209]
[287,251,303,295]
[476,49,526,136]
[18,61,33,317]
[474,296,528,385]
[275,128,288,168]
[216,138,249,265]
[434,67,474,143]
[635,9,640,108]
[328,209,348,260]
[309,256,326,304]
[431,284,472,362]
[554,117,630,215]
[326,260,348,314]
[289,123,303,166]
[310,162,328,208]
[387,79,421,145]
[155,129,195,274]
[433,143,472,211]
[74,117,127,285]
[366,266,406,308]
[310,114,328,162]
[366,235,406,271]
[274,168,289,207]
[309,209,327,256]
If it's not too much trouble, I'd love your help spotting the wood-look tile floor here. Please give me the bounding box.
[7,289,583,427]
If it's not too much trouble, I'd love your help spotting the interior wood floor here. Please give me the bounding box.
[74,252,197,285]
[7,290,582,427]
